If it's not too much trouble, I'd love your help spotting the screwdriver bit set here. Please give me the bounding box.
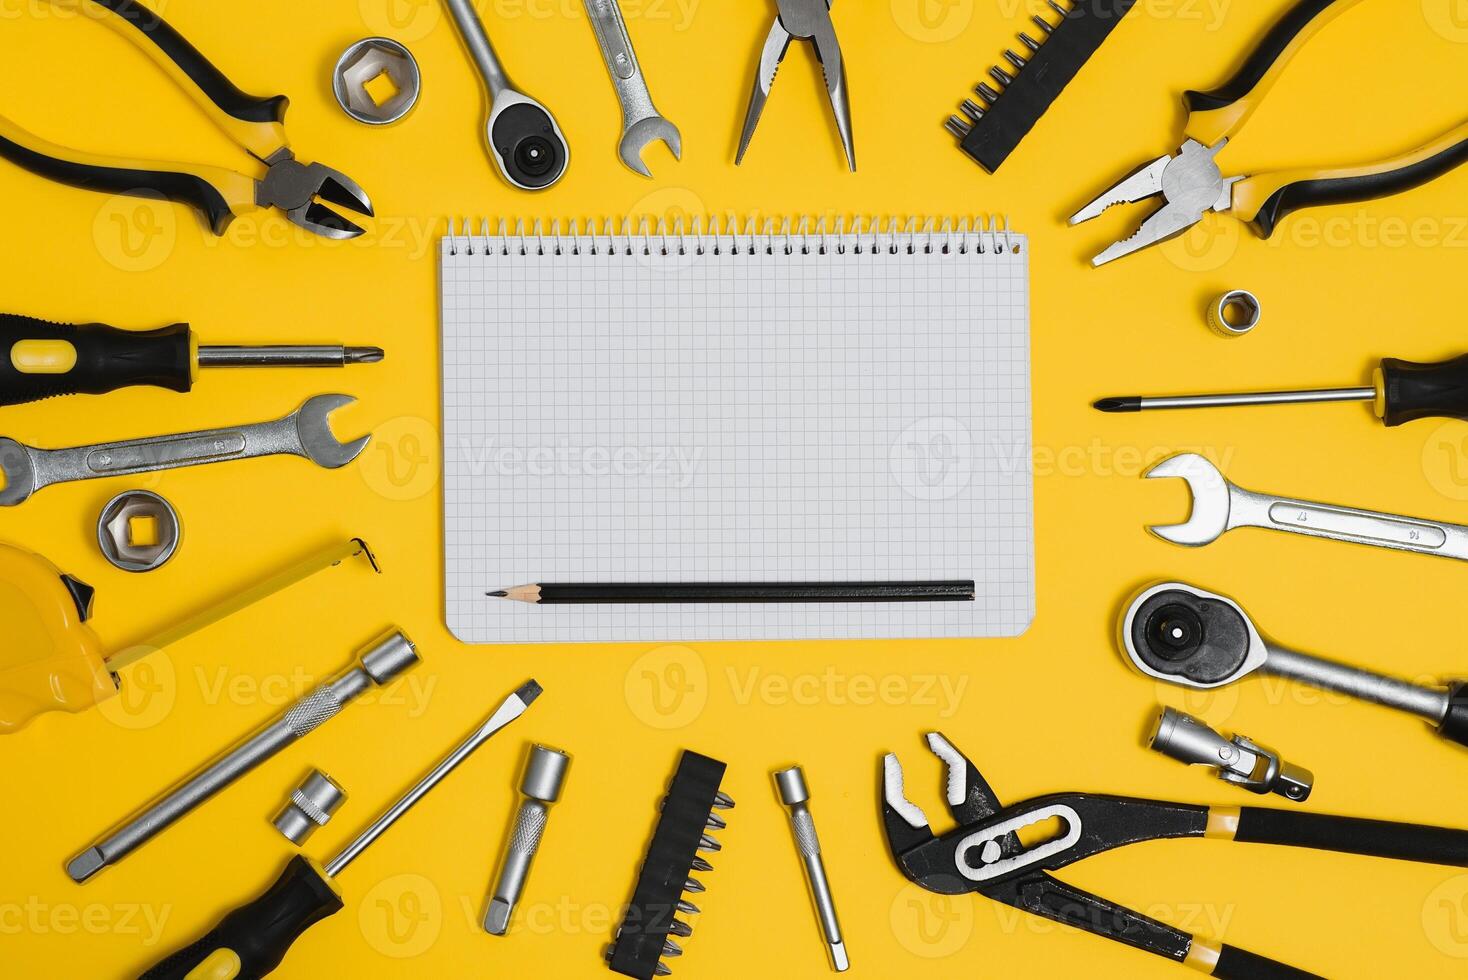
[608,751,732,980]
[946,0,1137,173]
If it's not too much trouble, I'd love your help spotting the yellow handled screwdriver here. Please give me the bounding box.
[1,313,383,407]
[138,680,544,980]
[0,539,377,734]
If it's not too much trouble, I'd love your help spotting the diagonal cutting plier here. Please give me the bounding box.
[0,0,373,239]
[736,0,855,171]
[1070,0,1468,266]
[883,731,1468,978]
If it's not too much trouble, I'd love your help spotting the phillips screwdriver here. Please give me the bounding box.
[1095,353,1468,427]
[0,313,383,407]
[139,680,543,980]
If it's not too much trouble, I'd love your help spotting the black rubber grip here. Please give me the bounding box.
[1379,354,1468,427]
[0,131,236,235]
[1250,135,1468,238]
[87,0,288,126]
[0,314,193,406]
[139,856,342,980]
[1438,681,1468,748]
[1235,808,1468,866]
[1183,0,1337,114]
[1212,944,1322,980]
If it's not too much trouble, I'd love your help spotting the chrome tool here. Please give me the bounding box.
[1143,453,1468,561]
[272,770,348,845]
[443,0,569,190]
[736,0,853,171]
[485,744,572,935]
[1069,0,1468,266]
[67,631,421,882]
[334,38,421,126]
[583,0,680,177]
[0,394,370,505]
[0,0,373,237]
[140,681,543,979]
[1122,582,1468,749]
[97,490,181,572]
[774,766,848,972]
[1148,707,1312,802]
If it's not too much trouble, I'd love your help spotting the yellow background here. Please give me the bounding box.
[2,0,1467,976]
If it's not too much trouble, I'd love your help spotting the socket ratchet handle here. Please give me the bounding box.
[1122,583,1468,748]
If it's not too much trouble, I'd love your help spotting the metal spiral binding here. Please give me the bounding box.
[443,215,1018,258]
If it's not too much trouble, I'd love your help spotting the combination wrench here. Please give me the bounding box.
[582,0,681,177]
[1144,452,1468,561]
[0,394,369,505]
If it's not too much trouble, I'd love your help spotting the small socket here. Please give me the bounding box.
[334,38,421,125]
[97,490,181,572]
[1208,290,1260,337]
[273,770,347,845]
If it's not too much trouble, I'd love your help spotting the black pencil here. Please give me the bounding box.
[486,581,976,604]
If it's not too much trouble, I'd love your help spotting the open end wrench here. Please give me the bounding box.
[0,394,369,506]
[1143,453,1468,561]
[583,0,681,177]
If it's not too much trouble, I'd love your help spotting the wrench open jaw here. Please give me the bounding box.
[1143,453,1233,546]
[294,394,371,469]
[619,116,682,179]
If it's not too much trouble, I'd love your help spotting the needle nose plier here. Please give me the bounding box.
[1070,0,1468,266]
[882,732,1468,978]
[0,0,373,239]
[736,0,854,171]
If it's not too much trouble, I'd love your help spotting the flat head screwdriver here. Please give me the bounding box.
[1095,353,1468,428]
[0,313,383,406]
[138,680,543,980]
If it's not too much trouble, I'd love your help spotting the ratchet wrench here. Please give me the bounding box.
[1122,582,1468,749]
[1145,453,1468,561]
[582,0,681,177]
[0,394,369,505]
[443,0,570,190]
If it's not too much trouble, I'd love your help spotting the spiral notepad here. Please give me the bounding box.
[440,217,1033,643]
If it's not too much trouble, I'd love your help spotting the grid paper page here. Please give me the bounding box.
[441,225,1033,642]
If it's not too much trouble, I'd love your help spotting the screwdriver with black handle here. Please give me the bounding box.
[139,681,542,980]
[1095,354,1468,427]
[0,313,382,407]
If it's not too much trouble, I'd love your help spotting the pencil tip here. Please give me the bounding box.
[487,590,508,597]
[1093,397,1140,413]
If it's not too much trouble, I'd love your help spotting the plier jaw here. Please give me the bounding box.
[255,150,375,241]
[1069,139,1240,267]
[736,0,854,171]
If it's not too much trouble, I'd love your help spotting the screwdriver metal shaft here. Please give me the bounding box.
[1096,387,1375,413]
[195,345,385,367]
